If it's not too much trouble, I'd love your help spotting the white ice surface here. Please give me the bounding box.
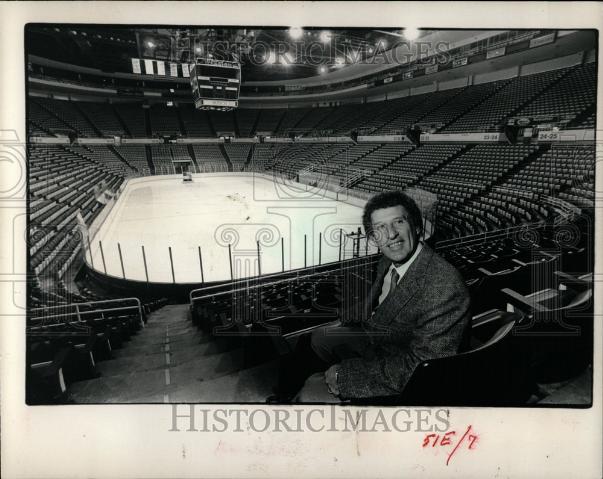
[87,174,375,283]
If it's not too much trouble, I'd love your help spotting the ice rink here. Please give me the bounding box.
[86,173,375,283]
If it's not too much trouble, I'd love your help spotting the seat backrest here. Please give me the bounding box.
[468,315,517,353]
[384,310,528,406]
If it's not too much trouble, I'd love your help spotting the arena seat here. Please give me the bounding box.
[512,62,596,125]
[267,143,350,178]
[374,88,461,135]
[274,108,312,135]
[312,144,382,184]
[209,110,237,136]
[32,64,596,143]
[501,272,594,384]
[28,144,127,280]
[419,81,507,131]
[345,100,405,134]
[444,68,569,132]
[189,256,379,338]
[351,310,532,406]
[149,104,183,136]
[150,144,192,174]
[347,143,416,187]
[191,144,229,172]
[28,100,72,137]
[179,104,215,137]
[35,98,99,137]
[223,143,252,171]
[312,103,369,135]
[113,145,150,174]
[77,102,125,137]
[571,110,595,129]
[356,144,463,192]
[113,103,147,137]
[253,108,286,135]
[26,296,167,404]
[243,143,281,172]
[234,109,259,137]
[293,107,336,136]
[68,145,139,177]
[27,343,72,403]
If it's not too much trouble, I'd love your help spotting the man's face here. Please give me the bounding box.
[370,205,419,265]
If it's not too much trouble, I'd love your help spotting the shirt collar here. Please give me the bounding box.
[388,242,423,283]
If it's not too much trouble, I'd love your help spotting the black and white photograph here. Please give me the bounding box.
[2,3,602,478]
[24,23,597,407]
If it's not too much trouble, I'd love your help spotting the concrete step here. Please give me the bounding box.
[67,302,279,403]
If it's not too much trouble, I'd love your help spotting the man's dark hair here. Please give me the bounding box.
[362,190,423,237]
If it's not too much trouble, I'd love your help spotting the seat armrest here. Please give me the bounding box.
[501,288,547,313]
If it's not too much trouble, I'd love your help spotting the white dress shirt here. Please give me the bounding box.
[377,243,424,306]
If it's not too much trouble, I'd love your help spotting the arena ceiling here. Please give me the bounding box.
[26,25,437,81]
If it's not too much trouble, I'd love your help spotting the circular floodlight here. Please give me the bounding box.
[289,27,303,40]
[320,31,331,43]
[404,27,420,41]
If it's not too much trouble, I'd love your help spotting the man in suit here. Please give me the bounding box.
[270,190,471,403]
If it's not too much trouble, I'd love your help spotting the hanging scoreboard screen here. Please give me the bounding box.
[190,58,241,111]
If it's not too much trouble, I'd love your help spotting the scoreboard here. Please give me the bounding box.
[190,58,241,111]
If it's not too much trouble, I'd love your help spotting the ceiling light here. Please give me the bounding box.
[265,51,276,65]
[404,27,420,41]
[320,31,331,43]
[282,52,296,65]
[147,41,155,48]
[289,27,303,40]
[347,50,361,63]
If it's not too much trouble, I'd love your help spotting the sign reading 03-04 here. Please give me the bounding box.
[190,58,241,111]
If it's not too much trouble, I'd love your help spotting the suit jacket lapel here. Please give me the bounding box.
[368,255,391,311]
[373,245,434,325]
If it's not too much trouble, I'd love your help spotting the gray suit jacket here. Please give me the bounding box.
[337,244,471,399]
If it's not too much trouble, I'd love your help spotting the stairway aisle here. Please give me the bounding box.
[69,304,278,403]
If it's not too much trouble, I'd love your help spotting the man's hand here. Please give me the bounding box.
[325,365,340,396]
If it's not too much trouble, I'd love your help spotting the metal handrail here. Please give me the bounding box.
[190,255,379,304]
[188,249,378,299]
[29,297,144,328]
[435,222,547,250]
